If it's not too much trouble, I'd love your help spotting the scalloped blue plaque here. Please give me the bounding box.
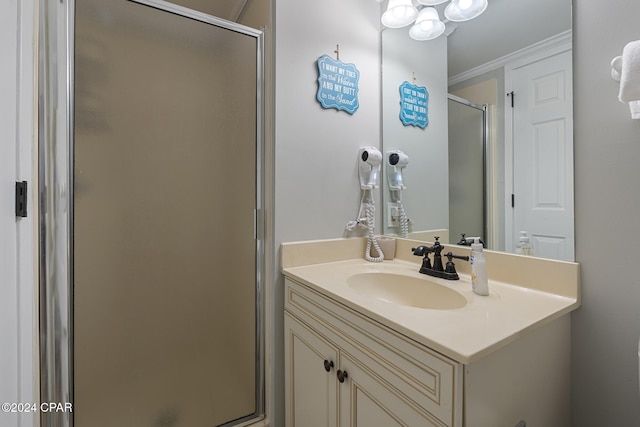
[316,55,360,115]
[399,81,429,128]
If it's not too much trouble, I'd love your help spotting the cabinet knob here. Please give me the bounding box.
[337,369,348,383]
[323,360,334,372]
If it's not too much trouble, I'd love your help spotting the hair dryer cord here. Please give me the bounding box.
[397,200,409,238]
[365,200,384,262]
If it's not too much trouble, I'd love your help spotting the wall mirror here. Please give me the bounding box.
[381,0,574,261]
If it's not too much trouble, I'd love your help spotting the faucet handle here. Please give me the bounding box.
[411,246,430,256]
[444,251,469,277]
[446,251,469,262]
[412,246,433,272]
[431,238,444,257]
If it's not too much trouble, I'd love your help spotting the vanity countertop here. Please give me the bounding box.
[282,256,580,364]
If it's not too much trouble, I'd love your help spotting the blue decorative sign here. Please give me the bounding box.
[399,81,429,128]
[316,55,360,115]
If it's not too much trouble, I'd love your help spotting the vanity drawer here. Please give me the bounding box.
[284,278,463,427]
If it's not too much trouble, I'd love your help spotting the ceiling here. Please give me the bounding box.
[169,0,249,21]
[150,0,572,78]
[444,0,572,77]
[380,0,572,78]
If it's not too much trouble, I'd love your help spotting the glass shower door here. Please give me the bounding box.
[448,95,486,244]
[72,1,263,426]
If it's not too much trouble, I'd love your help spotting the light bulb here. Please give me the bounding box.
[459,0,472,10]
[394,6,410,18]
[420,20,434,31]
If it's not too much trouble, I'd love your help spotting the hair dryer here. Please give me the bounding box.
[386,150,410,238]
[348,147,384,262]
[386,150,409,190]
[358,147,382,190]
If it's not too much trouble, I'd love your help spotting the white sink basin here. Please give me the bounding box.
[347,272,468,310]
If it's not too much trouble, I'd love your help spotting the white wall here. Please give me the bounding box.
[572,1,640,425]
[273,0,381,424]
[381,27,449,236]
[274,1,381,244]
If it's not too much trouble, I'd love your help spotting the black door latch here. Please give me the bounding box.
[15,181,27,218]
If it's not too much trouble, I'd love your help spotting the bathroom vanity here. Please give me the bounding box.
[282,238,580,427]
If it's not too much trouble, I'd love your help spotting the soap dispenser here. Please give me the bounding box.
[516,231,533,256]
[469,237,489,296]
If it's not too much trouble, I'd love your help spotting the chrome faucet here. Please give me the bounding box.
[412,237,469,280]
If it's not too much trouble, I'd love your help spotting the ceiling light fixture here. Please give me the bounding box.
[381,0,419,29]
[444,0,488,22]
[409,7,446,41]
[380,0,488,40]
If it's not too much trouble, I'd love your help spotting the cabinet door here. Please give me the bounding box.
[339,353,442,427]
[285,313,339,427]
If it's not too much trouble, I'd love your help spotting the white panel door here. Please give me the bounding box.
[512,49,574,261]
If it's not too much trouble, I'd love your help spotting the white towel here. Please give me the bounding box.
[618,40,640,103]
[630,101,640,119]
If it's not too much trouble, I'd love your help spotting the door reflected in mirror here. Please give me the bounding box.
[380,0,574,261]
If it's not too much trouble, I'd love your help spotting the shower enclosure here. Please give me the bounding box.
[447,94,487,245]
[39,1,265,426]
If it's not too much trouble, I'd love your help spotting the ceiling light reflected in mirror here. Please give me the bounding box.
[409,7,446,41]
[444,0,488,22]
[380,0,489,41]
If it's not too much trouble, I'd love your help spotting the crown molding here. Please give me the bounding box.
[448,30,572,87]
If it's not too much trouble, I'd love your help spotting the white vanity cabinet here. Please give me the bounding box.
[284,275,572,427]
[284,278,464,427]
[282,240,577,427]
